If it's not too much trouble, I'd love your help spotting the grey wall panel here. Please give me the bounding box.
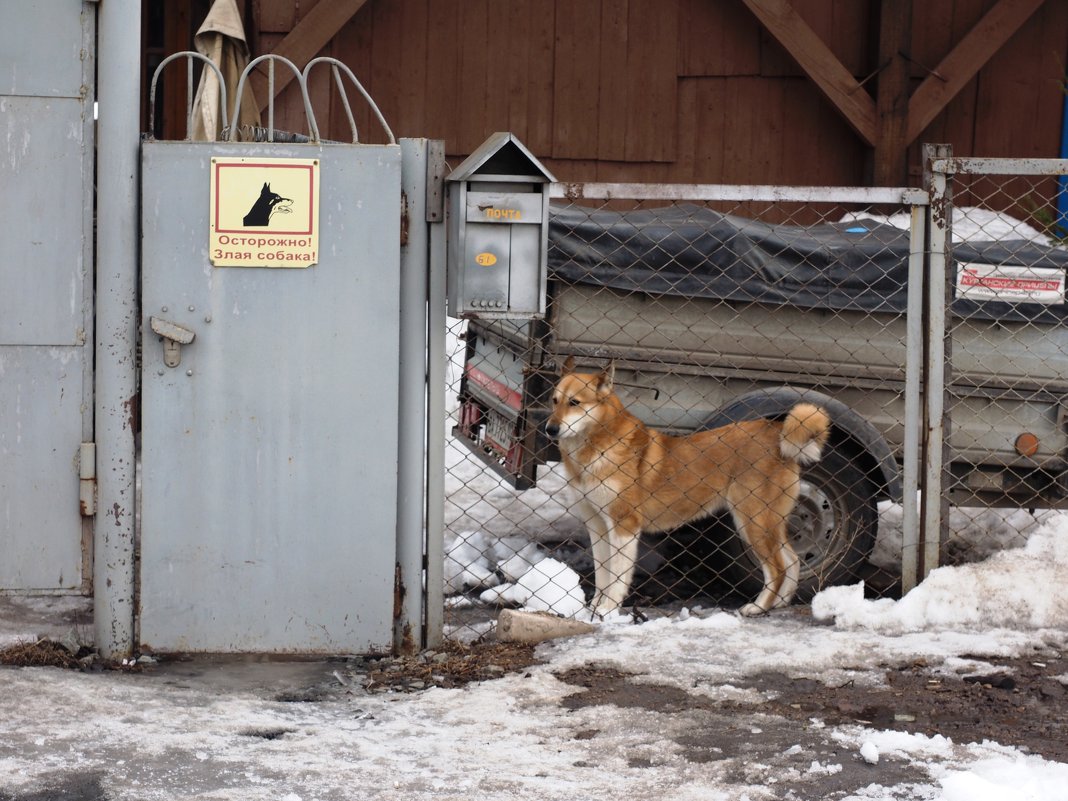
[0,0,89,98]
[0,346,85,590]
[0,2,93,593]
[0,96,89,345]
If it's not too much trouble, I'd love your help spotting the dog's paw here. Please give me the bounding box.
[593,607,632,626]
[739,603,770,618]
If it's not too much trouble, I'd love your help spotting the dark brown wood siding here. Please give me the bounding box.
[220,0,1068,189]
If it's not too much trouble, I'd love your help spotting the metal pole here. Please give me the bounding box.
[900,201,926,593]
[94,0,141,659]
[424,219,447,649]
[395,139,430,654]
[920,144,952,581]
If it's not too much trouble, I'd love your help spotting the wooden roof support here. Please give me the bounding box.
[251,0,371,113]
[744,0,1048,182]
[873,0,912,185]
[740,0,878,147]
[906,0,1048,144]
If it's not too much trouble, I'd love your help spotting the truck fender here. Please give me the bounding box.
[698,386,902,503]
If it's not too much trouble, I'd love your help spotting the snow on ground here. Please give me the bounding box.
[5,208,1065,799]
[3,527,1068,801]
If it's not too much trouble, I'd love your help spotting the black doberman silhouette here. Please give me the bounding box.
[243,182,292,226]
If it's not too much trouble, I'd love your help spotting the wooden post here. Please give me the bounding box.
[873,0,912,186]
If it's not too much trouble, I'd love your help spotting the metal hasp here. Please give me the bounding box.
[150,316,195,368]
[445,132,556,319]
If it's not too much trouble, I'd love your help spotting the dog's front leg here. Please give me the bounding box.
[578,502,612,613]
[594,516,641,617]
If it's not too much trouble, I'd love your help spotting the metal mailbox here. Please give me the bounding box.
[446,132,555,319]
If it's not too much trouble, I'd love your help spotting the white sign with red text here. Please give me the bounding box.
[956,262,1065,305]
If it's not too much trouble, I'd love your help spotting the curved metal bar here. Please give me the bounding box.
[302,57,396,144]
[148,51,229,141]
[231,54,320,143]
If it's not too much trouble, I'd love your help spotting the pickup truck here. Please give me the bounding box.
[452,202,1068,600]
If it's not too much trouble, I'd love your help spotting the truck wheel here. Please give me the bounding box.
[721,445,878,602]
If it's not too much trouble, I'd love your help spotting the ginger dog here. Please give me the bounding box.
[545,358,831,617]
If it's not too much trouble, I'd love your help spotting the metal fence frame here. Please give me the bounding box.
[431,159,1068,641]
[923,151,1068,584]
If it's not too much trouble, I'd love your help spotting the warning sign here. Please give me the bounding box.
[956,262,1065,305]
[209,157,320,268]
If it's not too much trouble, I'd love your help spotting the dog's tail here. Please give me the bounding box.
[779,403,831,465]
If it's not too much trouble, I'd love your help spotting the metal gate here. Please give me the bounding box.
[0,1,95,593]
[138,57,418,653]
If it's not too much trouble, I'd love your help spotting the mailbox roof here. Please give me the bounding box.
[447,132,556,183]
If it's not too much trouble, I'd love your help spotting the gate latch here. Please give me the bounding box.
[150,317,196,368]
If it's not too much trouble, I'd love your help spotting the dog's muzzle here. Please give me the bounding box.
[544,421,561,440]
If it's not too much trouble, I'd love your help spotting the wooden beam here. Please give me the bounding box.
[251,0,371,113]
[873,0,912,185]
[741,0,877,146]
[906,0,1047,145]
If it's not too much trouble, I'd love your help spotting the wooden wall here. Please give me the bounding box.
[239,0,1067,189]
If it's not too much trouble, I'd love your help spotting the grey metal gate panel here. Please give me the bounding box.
[0,1,94,592]
[139,142,402,653]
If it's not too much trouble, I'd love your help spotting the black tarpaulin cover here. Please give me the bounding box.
[547,203,1068,324]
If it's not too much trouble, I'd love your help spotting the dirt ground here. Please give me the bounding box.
[359,636,1068,765]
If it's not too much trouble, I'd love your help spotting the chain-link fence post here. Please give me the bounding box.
[921,143,954,581]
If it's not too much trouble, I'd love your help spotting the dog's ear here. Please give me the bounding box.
[596,361,615,394]
[560,355,575,375]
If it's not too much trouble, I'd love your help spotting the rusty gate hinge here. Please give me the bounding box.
[79,442,96,517]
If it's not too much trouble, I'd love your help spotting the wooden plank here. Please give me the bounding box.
[972,0,1066,157]
[692,78,728,181]
[424,0,463,149]
[906,0,1048,145]
[741,0,877,145]
[360,0,427,143]
[251,0,372,113]
[519,0,557,157]
[779,77,864,186]
[456,0,490,154]
[678,0,761,76]
[327,6,374,143]
[552,1,603,159]
[872,0,913,185]
[254,0,324,33]
[624,0,678,162]
[598,0,629,161]
[758,0,870,79]
[481,0,556,158]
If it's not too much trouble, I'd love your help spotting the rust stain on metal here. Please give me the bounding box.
[930,192,951,230]
[399,622,415,655]
[400,191,410,246]
[562,182,587,202]
[393,563,406,620]
[393,564,417,655]
[123,393,140,433]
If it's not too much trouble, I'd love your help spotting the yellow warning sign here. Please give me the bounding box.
[209,157,320,268]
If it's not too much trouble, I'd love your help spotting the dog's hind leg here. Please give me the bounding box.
[773,544,801,610]
[731,501,797,617]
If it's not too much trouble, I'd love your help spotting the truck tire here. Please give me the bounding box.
[721,443,879,602]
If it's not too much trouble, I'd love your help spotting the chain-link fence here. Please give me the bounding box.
[438,165,1068,642]
[924,155,1068,572]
